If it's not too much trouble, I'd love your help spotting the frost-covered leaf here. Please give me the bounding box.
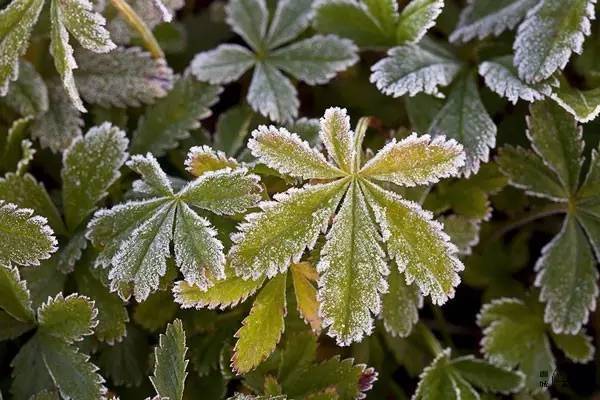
[232,273,287,373]
[551,80,600,123]
[359,133,465,186]
[0,201,57,266]
[451,356,525,394]
[514,0,596,83]
[151,319,188,400]
[131,75,222,156]
[1,60,48,116]
[429,72,496,176]
[37,293,96,343]
[248,62,298,123]
[186,145,240,177]
[127,153,174,197]
[230,180,348,280]
[248,125,344,179]
[0,264,34,322]
[270,35,359,85]
[535,216,598,334]
[0,116,34,174]
[362,181,463,305]
[319,107,354,172]
[265,0,314,49]
[10,336,55,399]
[479,56,554,104]
[74,47,174,108]
[190,44,255,84]
[226,0,268,52]
[396,0,444,44]
[449,0,537,43]
[62,123,129,232]
[54,0,115,53]
[30,82,83,153]
[370,44,462,98]
[550,331,594,362]
[0,0,44,96]
[576,146,600,259]
[290,262,321,333]
[381,267,422,337]
[439,215,480,255]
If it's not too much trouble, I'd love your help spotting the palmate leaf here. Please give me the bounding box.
[87,153,261,300]
[265,0,314,49]
[514,0,596,83]
[247,61,299,124]
[151,319,188,400]
[190,44,255,84]
[0,0,44,96]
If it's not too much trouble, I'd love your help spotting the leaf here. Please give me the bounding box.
[576,146,600,258]
[248,61,298,123]
[550,80,600,123]
[290,262,321,333]
[97,325,149,387]
[151,319,188,400]
[550,331,594,363]
[439,215,480,255]
[127,153,174,197]
[526,100,583,194]
[449,0,537,43]
[225,0,268,52]
[0,264,34,322]
[362,180,463,305]
[62,122,129,232]
[319,107,354,172]
[54,0,115,53]
[133,290,177,332]
[270,35,359,85]
[74,47,174,108]
[10,336,54,399]
[232,273,287,374]
[1,60,48,116]
[534,216,598,334]
[318,181,388,346]
[186,145,240,177]
[381,268,422,337]
[248,125,344,179]
[479,55,554,104]
[30,82,83,153]
[450,356,525,393]
[190,44,256,84]
[396,0,444,44]
[0,0,45,96]
[214,105,254,155]
[230,180,348,280]
[514,0,596,83]
[37,293,97,343]
[39,334,107,400]
[0,201,57,266]
[20,258,66,309]
[131,75,222,156]
[359,133,465,186]
[429,72,497,176]
[265,0,314,49]
[370,44,462,98]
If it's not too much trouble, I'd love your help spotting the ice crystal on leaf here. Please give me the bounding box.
[190,0,358,122]
[226,107,465,346]
[87,151,262,301]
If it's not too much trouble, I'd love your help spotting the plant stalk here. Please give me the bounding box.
[109,0,164,59]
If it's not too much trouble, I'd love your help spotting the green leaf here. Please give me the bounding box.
[20,258,66,309]
[290,262,321,333]
[0,201,57,266]
[576,146,600,258]
[230,180,348,279]
[370,43,462,98]
[248,125,344,179]
[318,181,388,346]
[0,0,45,96]
[265,0,313,49]
[97,325,149,387]
[0,310,33,340]
[54,0,115,53]
[450,0,537,43]
[127,153,174,196]
[320,107,354,172]
[550,80,600,123]
[232,273,287,373]
[214,105,254,155]
[62,122,129,232]
[396,0,444,44]
[151,319,188,400]
[412,349,456,400]
[363,180,463,305]
[526,100,583,194]
[10,335,54,399]
[550,331,594,363]
[225,0,268,52]
[0,264,34,322]
[185,145,240,177]
[0,60,48,116]
[74,47,174,108]
[248,61,298,123]
[39,334,107,400]
[131,75,222,156]
[514,0,596,83]
[450,356,525,393]
[429,72,497,176]
[133,289,177,332]
[190,44,255,84]
[37,293,97,343]
[439,215,480,255]
[359,133,465,186]
[381,268,422,337]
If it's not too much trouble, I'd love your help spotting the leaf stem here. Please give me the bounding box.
[416,323,443,356]
[109,0,164,59]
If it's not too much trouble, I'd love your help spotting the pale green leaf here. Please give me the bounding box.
[514,0,596,83]
[248,61,298,123]
[151,319,188,400]
[551,80,600,123]
[248,125,344,179]
[230,180,348,279]
[62,122,129,231]
[381,268,422,337]
[550,331,594,363]
[226,0,268,51]
[190,44,255,84]
[1,60,48,116]
[362,180,463,305]
[185,145,240,177]
[127,153,174,197]
[55,0,115,53]
[429,72,496,176]
[318,181,388,345]
[0,0,44,96]
[319,107,354,172]
[396,0,444,44]
[0,201,57,266]
[359,133,465,186]
[266,0,314,49]
[232,273,287,373]
[0,264,34,322]
[131,75,222,156]
[37,293,97,343]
